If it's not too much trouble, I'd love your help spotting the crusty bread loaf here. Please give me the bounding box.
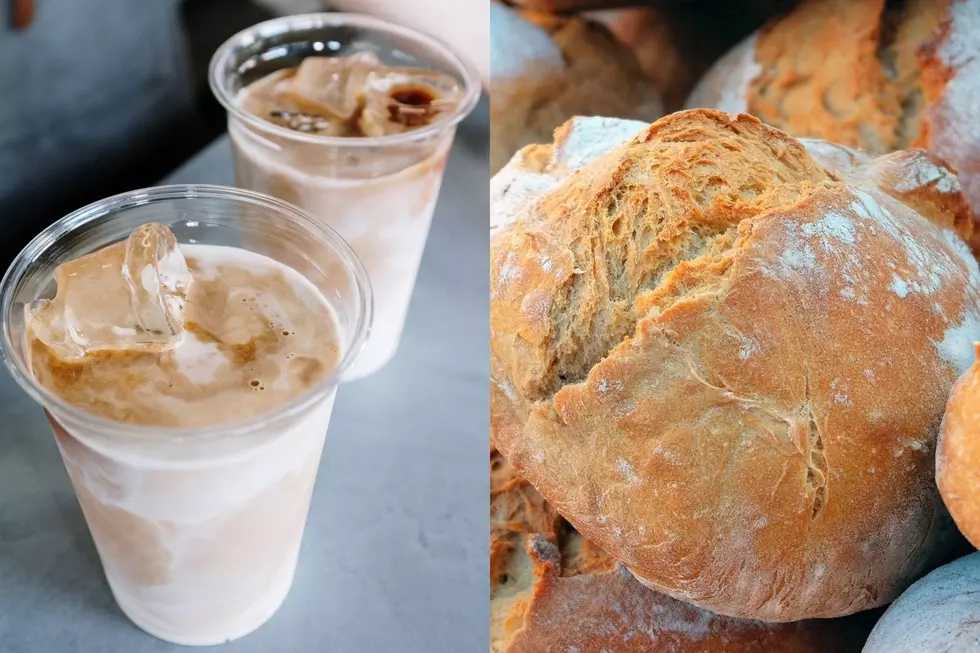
[489,109,980,621]
[863,552,980,652]
[489,2,663,175]
[490,446,875,652]
[584,8,694,111]
[937,345,980,548]
[686,0,980,249]
[586,3,789,112]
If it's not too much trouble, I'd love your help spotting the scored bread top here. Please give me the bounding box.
[490,109,980,621]
[686,0,980,249]
[490,116,649,232]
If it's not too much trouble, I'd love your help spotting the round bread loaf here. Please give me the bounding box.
[863,552,980,652]
[489,109,980,621]
[938,345,980,548]
[490,447,875,653]
[489,2,663,175]
[586,2,790,112]
[584,8,693,111]
[686,0,980,249]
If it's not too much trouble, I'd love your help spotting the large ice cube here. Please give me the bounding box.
[359,67,461,137]
[28,223,192,360]
[286,51,381,122]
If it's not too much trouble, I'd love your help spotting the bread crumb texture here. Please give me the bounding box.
[490,446,876,652]
[489,109,980,621]
[863,551,980,652]
[688,0,980,249]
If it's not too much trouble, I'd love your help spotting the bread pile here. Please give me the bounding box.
[489,0,799,175]
[586,1,791,112]
[490,446,878,652]
[489,1,664,174]
[489,107,980,649]
[687,0,980,249]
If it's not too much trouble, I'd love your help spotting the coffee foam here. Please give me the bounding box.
[30,244,343,429]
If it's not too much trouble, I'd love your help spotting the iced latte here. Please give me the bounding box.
[0,186,371,645]
[211,14,480,378]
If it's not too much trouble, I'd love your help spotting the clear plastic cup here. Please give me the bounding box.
[210,13,480,379]
[0,185,372,646]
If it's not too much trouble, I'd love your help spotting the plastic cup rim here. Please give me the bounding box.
[208,12,482,148]
[0,183,373,450]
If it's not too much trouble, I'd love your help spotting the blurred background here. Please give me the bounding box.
[0,0,324,265]
[0,0,790,269]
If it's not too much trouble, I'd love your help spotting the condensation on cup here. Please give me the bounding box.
[210,13,480,379]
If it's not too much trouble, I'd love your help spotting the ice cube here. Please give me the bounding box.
[358,67,461,137]
[28,223,192,360]
[285,51,381,122]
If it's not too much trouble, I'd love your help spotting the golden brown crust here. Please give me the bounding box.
[689,0,980,250]
[590,2,792,114]
[490,446,876,652]
[938,346,980,549]
[489,4,663,174]
[749,0,900,154]
[490,109,980,621]
[490,445,562,652]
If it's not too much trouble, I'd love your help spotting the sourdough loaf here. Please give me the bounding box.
[489,109,980,621]
[490,450,876,653]
[686,0,980,249]
[937,346,980,548]
[489,2,663,174]
[490,447,875,652]
[863,552,980,652]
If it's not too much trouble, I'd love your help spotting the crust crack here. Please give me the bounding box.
[802,403,828,520]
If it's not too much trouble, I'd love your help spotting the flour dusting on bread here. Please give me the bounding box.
[490,109,980,622]
[864,552,980,652]
[490,3,564,80]
[551,116,648,172]
[491,116,649,232]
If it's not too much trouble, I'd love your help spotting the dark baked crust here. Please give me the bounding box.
[490,109,980,621]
